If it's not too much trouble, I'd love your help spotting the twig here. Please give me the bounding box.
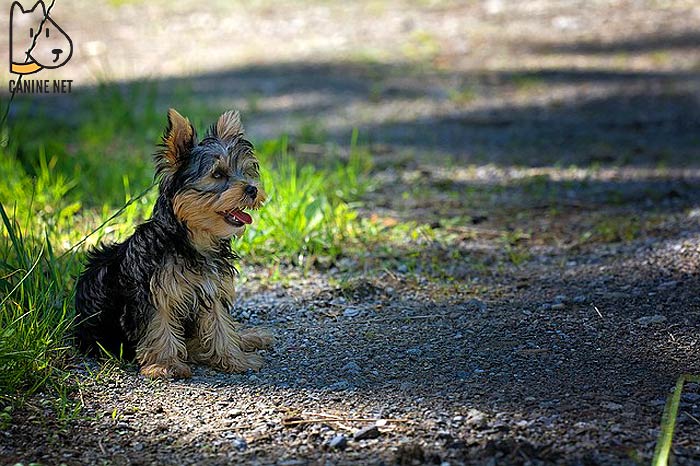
[282,416,408,427]
[683,411,700,426]
[363,313,449,324]
[592,304,603,319]
[98,438,107,456]
[202,424,253,434]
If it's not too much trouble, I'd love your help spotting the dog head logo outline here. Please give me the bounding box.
[10,1,73,75]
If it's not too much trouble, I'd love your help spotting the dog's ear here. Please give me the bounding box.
[156,108,196,177]
[213,110,243,144]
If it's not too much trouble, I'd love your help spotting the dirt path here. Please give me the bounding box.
[3,1,700,464]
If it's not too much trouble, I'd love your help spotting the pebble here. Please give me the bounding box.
[636,315,667,326]
[573,295,587,303]
[554,295,568,304]
[343,307,361,317]
[227,409,243,418]
[329,435,347,450]
[232,437,247,451]
[604,402,623,411]
[342,361,361,375]
[327,380,351,391]
[657,280,678,291]
[551,303,566,310]
[397,263,409,273]
[406,348,422,356]
[465,298,487,313]
[464,408,487,428]
[354,425,381,440]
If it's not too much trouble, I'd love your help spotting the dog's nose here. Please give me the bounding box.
[52,48,62,55]
[244,185,258,198]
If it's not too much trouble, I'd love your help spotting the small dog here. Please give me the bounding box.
[75,109,273,379]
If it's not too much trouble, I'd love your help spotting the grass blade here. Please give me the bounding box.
[653,374,700,466]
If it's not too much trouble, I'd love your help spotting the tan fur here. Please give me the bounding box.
[238,328,275,352]
[138,257,272,378]
[216,110,243,142]
[172,182,267,251]
[160,108,195,175]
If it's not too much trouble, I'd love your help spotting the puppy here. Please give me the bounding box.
[75,109,273,378]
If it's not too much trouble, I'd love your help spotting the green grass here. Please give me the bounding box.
[0,81,373,410]
[653,374,700,466]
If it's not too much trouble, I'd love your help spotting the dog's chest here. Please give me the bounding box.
[150,258,236,317]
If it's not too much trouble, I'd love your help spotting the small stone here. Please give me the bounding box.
[385,287,395,295]
[232,437,247,451]
[464,408,487,428]
[328,380,350,391]
[658,281,678,291]
[604,402,623,411]
[343,307,361,317]
[329,435,347,450]
[452,415,464,423]
[375,419,388,427]
[554,295,568,304]
[636,315,667,327]
[354,425,381,440]
[342,361,361,375]
[465,298,487,313]
[133,442,144,451]
[406,348,422,356]
[397,263,409,274]
[227,409,243,418]
[573,295,587,304]
[551,303,566,310]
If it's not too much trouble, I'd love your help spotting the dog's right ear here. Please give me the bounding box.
[156,108,196,178]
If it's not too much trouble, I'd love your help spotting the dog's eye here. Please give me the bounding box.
[212,170,227,180]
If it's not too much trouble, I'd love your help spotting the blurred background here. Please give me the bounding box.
[3,0,700,165]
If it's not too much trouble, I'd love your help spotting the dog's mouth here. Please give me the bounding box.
[217,208,253,227]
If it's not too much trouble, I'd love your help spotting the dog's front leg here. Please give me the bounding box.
[196,303,266,373]
[136,309,191,379]
[136,279,192,379]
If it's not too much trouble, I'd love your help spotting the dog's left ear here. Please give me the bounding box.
[156,108,196,177]
[213,110,243,143]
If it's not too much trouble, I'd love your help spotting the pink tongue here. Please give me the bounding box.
[231,210,252,224]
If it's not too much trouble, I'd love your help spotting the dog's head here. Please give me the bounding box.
[155,109,266,249]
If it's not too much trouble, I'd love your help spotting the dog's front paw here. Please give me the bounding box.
[140,361,192,379]
[217,350,265,373]
[238,327,274,351]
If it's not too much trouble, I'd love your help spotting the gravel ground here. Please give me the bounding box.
[3,0,700,464]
